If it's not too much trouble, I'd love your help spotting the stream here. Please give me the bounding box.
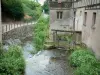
[3,39,73,75]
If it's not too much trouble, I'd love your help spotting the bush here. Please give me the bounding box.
[69,47,100,75]
[34,16,49,51]
[2,0,24,20]
[2,0,42,21]
[74,64,98,75]
[74,61,100,75]
[0,45,25,75]
[21,0,42,21]
[69,49,96,67]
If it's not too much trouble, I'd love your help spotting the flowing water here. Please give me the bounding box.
[3,39,73,75]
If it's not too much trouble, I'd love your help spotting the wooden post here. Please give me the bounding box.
[9,24,10,31]
[6,25,7,32]
[2,26,3,34]
[72,0,76,49]
[11,23,12,29]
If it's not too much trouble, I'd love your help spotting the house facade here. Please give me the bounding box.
[49,0,74,42]
[49,0,82,46]
[74,0,100,58]
[49,0,100,58]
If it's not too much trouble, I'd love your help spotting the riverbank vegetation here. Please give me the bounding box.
[0,45,25,75]
[69,46,100,75]
[34,16,49,52]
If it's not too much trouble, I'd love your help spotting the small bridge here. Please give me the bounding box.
[2,22,35,40]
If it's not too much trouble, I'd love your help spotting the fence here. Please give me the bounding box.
[2,22,35,34]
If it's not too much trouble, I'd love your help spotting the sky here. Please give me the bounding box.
[38,0,46,5]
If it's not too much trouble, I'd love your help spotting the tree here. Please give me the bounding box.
[42,0,49,14]
[2,0,24,20]
[21,0,42,21]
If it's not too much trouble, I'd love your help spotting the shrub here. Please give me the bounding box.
[34,16,49,51]
[0,45,25,75]
[69,49,96,67]
[69,47,100,75]
[74,61,100,75]
[21,0,42,21]
[2,0,24,20]
[74,64,98,75]
[93,62,100,74]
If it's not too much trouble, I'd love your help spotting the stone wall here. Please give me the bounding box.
[75,8,85,31]
[2,25,33,40]
[82,10,100,59]
[49,9,72,41]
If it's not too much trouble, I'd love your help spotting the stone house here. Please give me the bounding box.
[49,0,81,48]
[49,0,73,42]
[49,0,100,58]
[74,0,100,59]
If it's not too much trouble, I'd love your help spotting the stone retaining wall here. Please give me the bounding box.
[2,25,33,40]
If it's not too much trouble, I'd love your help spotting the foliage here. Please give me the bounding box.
[57,33,73,42]
[0,45,25,75]
[2,0,42,21]
[0,43,3,56]
[2,0,24,20]
[69,49,96,67]
[69,47,100,75]
[42,0,49,14]
[34,16,49,51]
[74,64,99,75]
[74,61,100,75]
[21,0,42,21]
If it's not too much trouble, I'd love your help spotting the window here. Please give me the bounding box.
[83,12,87,26]
[55,0,58,1]
[57,12,59,19]
[92,12,96,27]
[60,12,63,19]
[80,11,82,16]
[74,11,76,17]
[57,11,63,19]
